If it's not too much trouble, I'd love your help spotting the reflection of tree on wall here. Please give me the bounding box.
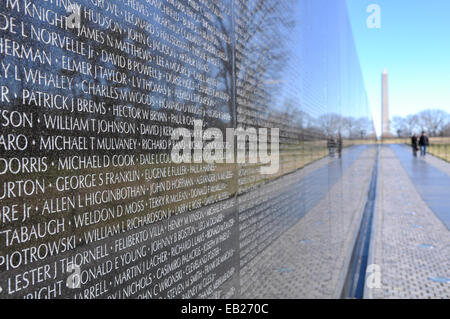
[315,114,373,139]
[317,114,343,137]
[83,1,235,145]
[233,0,296,129]
[197,0,234,129]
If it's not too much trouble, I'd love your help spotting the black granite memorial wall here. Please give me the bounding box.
[0,0,374,299]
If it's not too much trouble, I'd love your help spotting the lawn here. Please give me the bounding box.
[428,138,450,162]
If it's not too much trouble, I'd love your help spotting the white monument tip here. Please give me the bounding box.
[383,68,388,74]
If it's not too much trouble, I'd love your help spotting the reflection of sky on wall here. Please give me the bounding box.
[275,0,371,121]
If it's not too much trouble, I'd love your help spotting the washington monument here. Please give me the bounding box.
[381,68,392,138]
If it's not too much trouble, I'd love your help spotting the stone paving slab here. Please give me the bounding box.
[365,146,450,299]
[240,147,377,298]
[391,145,450,229]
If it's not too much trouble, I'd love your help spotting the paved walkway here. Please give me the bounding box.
[391,145,450,228]
[240,146,377,298]
[240,144,450,299]
[365,145,450,299]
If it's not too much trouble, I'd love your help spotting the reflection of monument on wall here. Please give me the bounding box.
[381,68,393,138]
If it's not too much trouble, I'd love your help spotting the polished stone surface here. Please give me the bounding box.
[0,0,374,299]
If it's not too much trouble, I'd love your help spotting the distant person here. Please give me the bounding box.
[327,136,336,157]
[411,133,418,157]
[337,134,343,158]
[419,131,429,157]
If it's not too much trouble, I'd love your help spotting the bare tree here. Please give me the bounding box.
[342,117,357,139]
[389,110,450,137]
[417,109,448,136]
[405,114,420,136]
[317,113,344,137]
[354,117,373,139]
[392,116,408,137]
[442,123,450,137]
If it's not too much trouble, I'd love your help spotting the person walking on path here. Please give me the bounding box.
[411,133,419,157]
[419,131,429,157]
[327,136,336,157]
[337,133,343,158]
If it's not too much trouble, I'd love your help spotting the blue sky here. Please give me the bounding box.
[346,0,450,135]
